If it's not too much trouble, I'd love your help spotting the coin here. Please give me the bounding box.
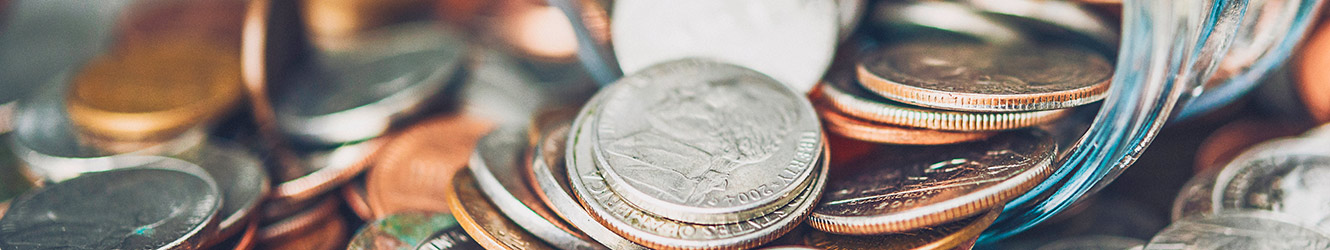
[569,99,829,249]
[865,1,1026,45]
[257,196,342,243]
[803,208,1000,250]
[348,213,464,250]
[963,0,1120,52]
[817,106,998,145]
[1035,235,1146,250]
[611,0,839,92]
[368,114,493,218]
[0,157,221,250]
[593,59,823,224]
[66,38,242,142]
[269,137,383,209]
[1215,153,1330,232]
[443,171,556,250]
[858,40,1112,112]
[1171,138,1325,222]
[0,134,35,209]
[1145,212,1330,250]
[194,142,271,247]
[212,219,259,250]
[809,128,1056,235]
[1297,17,1330,124]
[1193,119,1305,172]
[814,65,1071,131]
[271,22,468,145]
[469,124,603,249]
[343,178,375,221]
[414,223,484,250]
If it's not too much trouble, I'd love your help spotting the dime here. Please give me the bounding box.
[1214,153,1330,232]
[470,124,604,249]
[570,100,829,249]
[368,114,493,217]
[1145,212,1330,249]
[818,106,998,145]
[271,22,468,145]
[814,66,1071,131]
[858,40,1112,112]
[809,128,1056,235]
[415,223,484,250]
[611,0,838,92]
[348,213,465,250]
[803,208,1000,250]
[194,142,271,248]
[1035,235,1146,250]
[270,137,383,207]
[444,171,556,250]
[593,59,823,224]
[0,157,221,250]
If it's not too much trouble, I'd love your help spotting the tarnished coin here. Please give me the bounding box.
[593,59,823,224]
[858,40,1112,112]
[1035,235,1146,250]
[469,124,603,249]
[1145,212,1330,250]
[368,114,493,218]
[809,128,1056,235]
[803,208,1000,250]
[570,100,829,250]
[611,0,838,92]
[348,213,463,250]
[817,106,998,145]
[270,137,383,207]
[414,223,484,250]
[66,35,242,142]
[194,142,270,248]
[815,68,1071,131]
[271,22,468,145]
[0,157,221,250]
[1215,153,1330,232]
[445,171,556,250]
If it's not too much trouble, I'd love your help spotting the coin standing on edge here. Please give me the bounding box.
[857,41,1112,112]
[445,171,556,250]
[592,59,824,224]
[611,0,839,92]
[0,157,221,250]
[810,128,1056,235]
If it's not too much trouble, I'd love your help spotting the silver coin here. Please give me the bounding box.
[415,223,484,250]
[1036,235,1146,250]
[193,141,270,246]
[866,1,1026,45]
[530,88,650,250]
[611,0,838,92]
[1173,168,1220,222]
[1145,212,1330,250]
[0,156,221,250]
[1215,153,1330,232]
[592,59,822,224]
[272,22,469,145]
[9,77,205,181]
[469,124,606,250]
[348,212,470,250]
[569,100,828,249]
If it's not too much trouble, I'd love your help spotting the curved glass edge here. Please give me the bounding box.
[1174,0,1326,121]
[980,0,1253,243]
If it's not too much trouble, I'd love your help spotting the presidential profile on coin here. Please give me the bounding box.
[591,59,824,224]
[0,157,221,250]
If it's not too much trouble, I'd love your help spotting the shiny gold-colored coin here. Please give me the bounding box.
[66,39,243,142]
[804,208,1000,250]
[818,106,997,145]
[444,171,556,250]
[813,79,1071,131]
[367,114,494,218]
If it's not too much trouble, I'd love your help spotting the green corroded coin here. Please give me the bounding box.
[348,213,465,250]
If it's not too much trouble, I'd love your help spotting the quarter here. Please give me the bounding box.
[809,128,1056,235]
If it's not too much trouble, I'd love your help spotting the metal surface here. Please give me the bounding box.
[347,213,463,250]
[444,171,556,250]
[1144,212,1330,249]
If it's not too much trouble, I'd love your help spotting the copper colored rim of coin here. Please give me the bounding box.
[1296,18,1330,124]
[804,208,1000,250]
[856,63,1112,113]
[818,106,997,145]
[256,196,341,242]
[444,171,556,250]
[1193,119,1304,172]
[258,210,348,250]
[340,180,374,221]
[367,114,494,218]
[812,82,1072,131]
[271,138,384,204]
[229,219,260,250]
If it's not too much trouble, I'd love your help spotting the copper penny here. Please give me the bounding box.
[257,196,342,243]
[367,114,494,218]
[341,178,374,221]
[444,171,556,250]
[270,137,385,208]
[257,213,347,250]
[212,219,260,250]
[818,106,997,145]
[809,128,1056,235]
[803,208,1000,250]
[1194,119,1305,173]
[857,41,1112,112]
[1296,17,1330,124]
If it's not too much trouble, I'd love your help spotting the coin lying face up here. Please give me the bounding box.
[0,157,221,250]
